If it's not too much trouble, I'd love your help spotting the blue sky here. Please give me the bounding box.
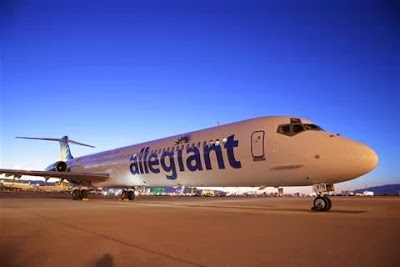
[1,0,399,192]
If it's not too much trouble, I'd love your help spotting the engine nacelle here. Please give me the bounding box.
[45,161,68,172]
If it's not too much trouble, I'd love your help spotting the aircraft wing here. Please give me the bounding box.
[0,169,109,183]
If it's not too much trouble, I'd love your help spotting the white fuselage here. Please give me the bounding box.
[66,116,378,189]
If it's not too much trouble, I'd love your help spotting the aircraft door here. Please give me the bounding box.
[251,131,265,161]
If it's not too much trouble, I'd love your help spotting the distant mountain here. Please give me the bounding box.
[353,184,400,195]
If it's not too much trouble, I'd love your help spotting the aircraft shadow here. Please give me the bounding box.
[178,204,366,214]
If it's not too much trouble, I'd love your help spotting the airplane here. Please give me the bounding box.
[0,116,378,212]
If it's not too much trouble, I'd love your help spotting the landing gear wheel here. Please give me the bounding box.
[127,191,135,200]
[312,196,331,212]
[81,189,88,199]
[323,196,332,211]
[72,189,82,200]
[121,190,127,200]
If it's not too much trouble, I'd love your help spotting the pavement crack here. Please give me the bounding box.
[28,211,205,267]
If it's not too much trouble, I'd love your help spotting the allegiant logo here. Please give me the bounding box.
[129,134,241,180]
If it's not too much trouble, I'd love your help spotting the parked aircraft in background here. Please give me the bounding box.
[0,116,378,211]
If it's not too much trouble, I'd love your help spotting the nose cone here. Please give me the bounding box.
[350,142,379,175]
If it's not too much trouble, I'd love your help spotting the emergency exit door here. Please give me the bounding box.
[251,131,265,161]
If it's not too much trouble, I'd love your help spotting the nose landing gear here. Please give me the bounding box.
[312,195,332,211]
[311,183,334,212]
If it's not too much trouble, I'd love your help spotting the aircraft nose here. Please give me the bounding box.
[350,142,379,174]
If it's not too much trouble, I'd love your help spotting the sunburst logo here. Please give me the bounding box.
[175,134,192,145]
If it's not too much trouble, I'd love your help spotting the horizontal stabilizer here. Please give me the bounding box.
[16,136,95,148]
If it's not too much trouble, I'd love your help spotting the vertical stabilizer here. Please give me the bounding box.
[16,136,95,161]
[59,136,73,161]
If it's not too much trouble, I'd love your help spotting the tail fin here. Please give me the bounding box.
[16,136,95,161]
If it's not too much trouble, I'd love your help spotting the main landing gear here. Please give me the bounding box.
[71,188,136,201]
[72,188,89,200]
[120,189,135,201]
[311,183,334,212]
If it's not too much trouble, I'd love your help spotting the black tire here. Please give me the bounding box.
[127,191,135,200]
[313,196,328,212]
[323,196,332,211]
[81,189,88,199]
[121,191,127,200]
[72,189,82,200]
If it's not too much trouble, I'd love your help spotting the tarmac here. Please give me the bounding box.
[1,192,399,267]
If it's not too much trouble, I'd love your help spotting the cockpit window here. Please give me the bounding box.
[277,122,325,136]
[277,125,289,134]
[304,123,324,131]
[293,124,304,133]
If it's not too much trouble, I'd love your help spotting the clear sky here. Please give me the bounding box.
[1,0,399,193]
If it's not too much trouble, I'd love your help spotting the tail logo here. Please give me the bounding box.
[175,134,192,145]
